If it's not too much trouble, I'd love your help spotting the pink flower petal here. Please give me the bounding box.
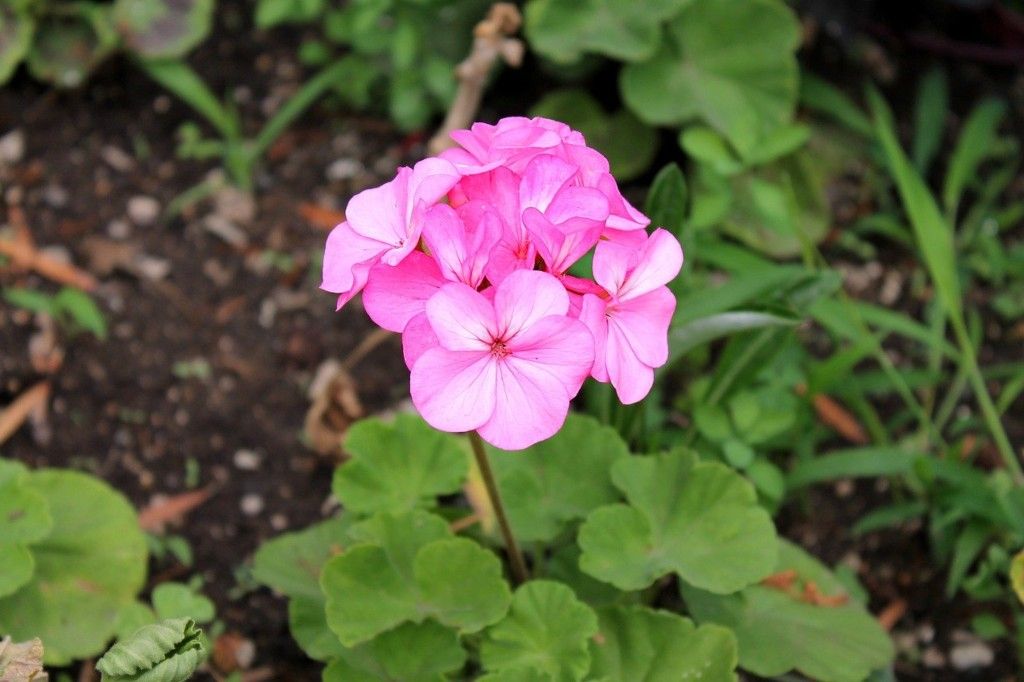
[411,348,496,433]
[321,221,386,299]
[578,294,609,382]
[505,315,595,394]
[346,168,411,247]
[363,252,445,333]
[522,209,603,275]
[605,322,655,405]
[609,286,676,367]
[425,282,496,351]
[477,357,572,450]
[422,202,500,288]
[618,229,684,301]
[519,154,577,214]
[493,270,569,340]
[402,312,439,370]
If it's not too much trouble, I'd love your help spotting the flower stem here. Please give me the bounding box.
[468,431,529,584]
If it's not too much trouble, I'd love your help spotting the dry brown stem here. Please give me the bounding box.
[427,3,524,155]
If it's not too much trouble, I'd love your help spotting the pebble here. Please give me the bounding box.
[270,513,288,531]
[135,255,171,281]
[214,186,256,225]
[107,218,132,239]
[233,449,261,471]
[0,128,25,165]
[101,145,135,173]
[950,642,994,670]
[922,647,946,668]
[326,158,363,181]
[203,215,249,248]
[128,195,161,226]
[240,493,264,516]
[42,184,69,209]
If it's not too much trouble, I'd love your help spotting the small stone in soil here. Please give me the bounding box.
[950,641,994,670]
[240,493,264,516]
[326,158,363,181]
[128,195,161,226]
[922,647,946,668]
[270,513,288,531]
[0,129,26,165]
[233,449,261,471]
[107,218,132,239]
[100,145,135,173]
[42,184,69,209]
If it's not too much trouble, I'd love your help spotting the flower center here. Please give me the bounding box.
[490,339,511,359]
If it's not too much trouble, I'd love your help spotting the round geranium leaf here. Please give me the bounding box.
[489,413,629,543]
[681,539,895,682]
[525,0,690,64]
[331,620,467,681]
[26,4,118,88]
[620,0,800,157]
[0,480,52,545]
[321,511,510,646]
[578,449,778,593]
[481,581,598,682]
[333,414,469,516]
[589,605,738,681]
[0,470,148,665]
[252,516,355,600]
[113,0,213,59]
[0,544,34,598]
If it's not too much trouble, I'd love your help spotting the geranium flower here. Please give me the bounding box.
[321,157,459,308]
[578,229,684,404]
[410,270,594,450]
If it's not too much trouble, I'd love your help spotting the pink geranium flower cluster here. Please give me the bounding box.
[322,117,683,450]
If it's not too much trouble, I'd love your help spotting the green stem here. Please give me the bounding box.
[468,431,529,585]
[949,314,1024,484]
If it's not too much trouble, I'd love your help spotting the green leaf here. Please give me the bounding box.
[490,413,629,542]
[620,0,800,156]
[321,511,510,646]
[525,0,688,64]
[867,87,962,316]
[1010,549,1024,605]
[578,449,778,593]
[54,287,108,339]
[786,447,920,490]
[481,581,598,682]
[476,670,552,682]
[544,546,626,608]
[0,470,148,665]
[254,0,324,28]
[3,288,55,315]
[0,479,52,545]
[911,67,948,174]
[530,89,657,181]
[682,539,895,682]
[113,0,214,59]
[644,163,687,237]
[333,414,468,516]
[668,311,799,364]
[27,5,118,88]
[330,621,467,682]
[96,617,208,682]
[252,516,353,600]
[798,74,872,138]
[288,596,344,661]
[114,602,158,640]
[942,98,1007,217]
[0,4,33,85]
[0,544,34,598]
[151,582,215,623]
[589,606,738,682]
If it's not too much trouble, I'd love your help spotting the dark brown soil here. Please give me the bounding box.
[1,1,1021,680]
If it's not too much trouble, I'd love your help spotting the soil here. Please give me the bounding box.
[0,1,1022,680]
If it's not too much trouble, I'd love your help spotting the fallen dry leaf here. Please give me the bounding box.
[796,384,869,445]
[876,598,908,631]
[138,487,214,533]
[212,632,256,674]
[760,568,798,590]
[304,360,363,458]
[298,202,345,231]
[0,381,50,447]
[0,239,98,292]
[0,636,48,681]
[802,581,850,607]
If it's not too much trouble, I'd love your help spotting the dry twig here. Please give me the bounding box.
[138,487,214,533]
[427,3,525,155]
[0,381,50,447]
